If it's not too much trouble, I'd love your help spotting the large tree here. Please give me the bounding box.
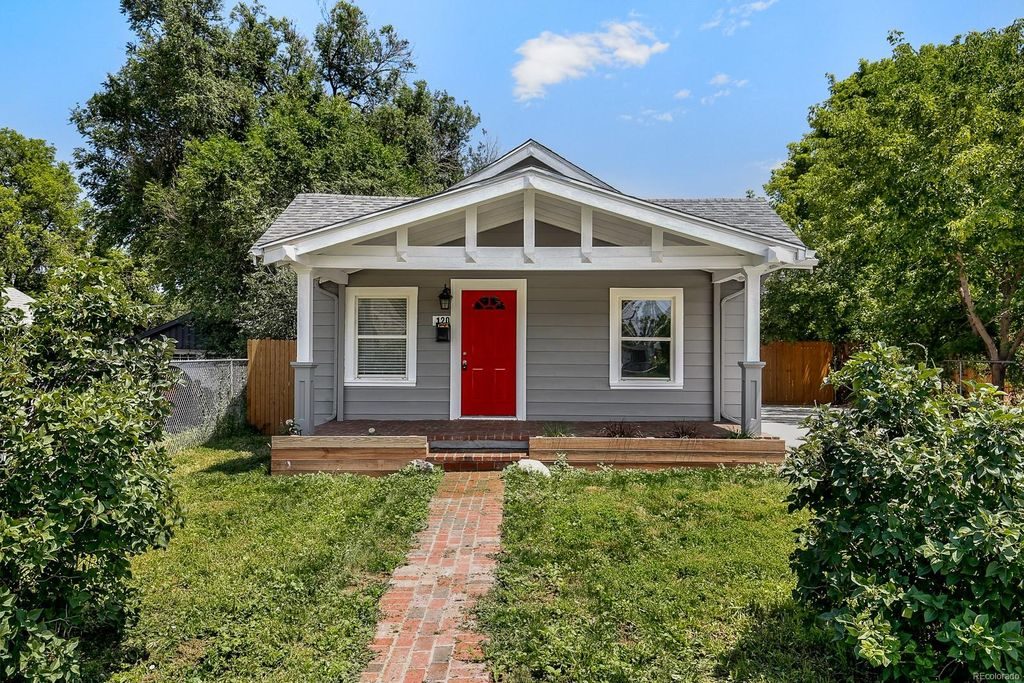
[74,0,479,353]
[0,129,90,293]
[764,23,1024,388]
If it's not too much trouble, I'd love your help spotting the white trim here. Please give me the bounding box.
[449,278,527,420]
[609,287,685,389]
[450,139,615,191]
[344,286,418,387]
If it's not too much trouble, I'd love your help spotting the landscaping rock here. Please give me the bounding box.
[407,459,434,473]
[514,458,550,476]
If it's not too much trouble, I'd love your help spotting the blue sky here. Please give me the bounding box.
[0,1,1018,197]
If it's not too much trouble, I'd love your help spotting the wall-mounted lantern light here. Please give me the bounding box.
[438,284,452,311]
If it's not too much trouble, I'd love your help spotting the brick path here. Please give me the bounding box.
[361,472,503,683]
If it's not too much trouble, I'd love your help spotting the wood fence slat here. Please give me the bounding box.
[247,338,296,435]
[761,341,834,405]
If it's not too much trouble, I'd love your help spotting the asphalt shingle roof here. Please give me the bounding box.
[254,192,803,248]
[647,198,804,246]
[255,193,415,246]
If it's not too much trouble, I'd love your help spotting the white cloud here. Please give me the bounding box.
[701,73,749,103]
[620,107,677,125]
[701,0,778,36]
[700,89,732,105]
[673,88,691,99]
[512,20,669,101]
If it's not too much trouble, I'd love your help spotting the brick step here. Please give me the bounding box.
[428,439,528,452]
[426,452,529,472]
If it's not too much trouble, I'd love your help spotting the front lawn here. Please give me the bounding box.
[479,466,869,682]
[85,437,440,682]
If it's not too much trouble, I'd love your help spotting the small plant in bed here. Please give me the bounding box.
[599,420,644,438]
[666,421,701,438]
[541,422,574,437]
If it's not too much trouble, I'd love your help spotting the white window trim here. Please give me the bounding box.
[609,287,685,389]
[344,286,418,387]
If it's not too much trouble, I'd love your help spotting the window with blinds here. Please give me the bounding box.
[345,287,418,386]
[356,297,408,377]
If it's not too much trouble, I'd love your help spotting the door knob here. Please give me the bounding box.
[462,360,468,370]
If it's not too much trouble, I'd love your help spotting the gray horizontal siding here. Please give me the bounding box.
[312,286,337,425]
[338,270,714,421]
[721,286,744,422]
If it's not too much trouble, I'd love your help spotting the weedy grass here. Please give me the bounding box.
[478,465,870,683]
[86,436,440,682]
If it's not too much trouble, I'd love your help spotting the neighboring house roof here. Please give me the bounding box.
[3,287,34,324]
[137,314,206,351]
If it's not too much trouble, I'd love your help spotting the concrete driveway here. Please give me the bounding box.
[761,405,819,450]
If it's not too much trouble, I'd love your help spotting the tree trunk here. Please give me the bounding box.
[990,360,1006,393]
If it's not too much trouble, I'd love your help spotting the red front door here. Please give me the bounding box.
[461,289,517,416]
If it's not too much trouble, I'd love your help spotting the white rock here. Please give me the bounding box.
[514,458,550,476]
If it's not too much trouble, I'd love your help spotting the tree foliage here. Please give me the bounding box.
[0,258,180,681]
[0,129,90,294]
[74,0,480,354]
[784,345,1024,680]
[764,23,1024,386]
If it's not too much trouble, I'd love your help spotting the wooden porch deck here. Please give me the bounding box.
[313,419,736,441]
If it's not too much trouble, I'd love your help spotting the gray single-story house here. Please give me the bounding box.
[250,140,816,435]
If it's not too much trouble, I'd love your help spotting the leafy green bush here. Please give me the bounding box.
[0,259,181,681]
[783,344,1024,680]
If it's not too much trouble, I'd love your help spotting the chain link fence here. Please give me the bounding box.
[162,359,248,452]
[942,359,1022,402]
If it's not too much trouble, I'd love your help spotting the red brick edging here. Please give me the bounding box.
[361,472,502,682]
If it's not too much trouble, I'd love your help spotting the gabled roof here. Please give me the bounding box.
[251,139,807,256]
[451,139,616,192]
[255,192,803,248]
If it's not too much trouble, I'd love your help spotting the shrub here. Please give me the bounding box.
[783,344,1024,680]
[600,421,644,438]
[0,259,181,681]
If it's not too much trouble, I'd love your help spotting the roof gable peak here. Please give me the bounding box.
[452,139,616,192]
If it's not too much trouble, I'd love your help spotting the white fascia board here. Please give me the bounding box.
[451,140,614,191]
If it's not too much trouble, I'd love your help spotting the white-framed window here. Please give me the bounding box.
[344,287,418,386]
[609,288,684,389]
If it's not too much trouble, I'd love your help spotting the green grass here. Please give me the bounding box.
[85,436,440,682]
[478,466,870,683]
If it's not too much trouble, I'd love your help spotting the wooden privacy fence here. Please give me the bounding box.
[247,339,295,435]
[761,341,835,405]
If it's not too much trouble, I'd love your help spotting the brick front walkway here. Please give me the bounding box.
[361,473,503,683]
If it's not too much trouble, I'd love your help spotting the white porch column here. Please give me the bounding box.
[739,265,767,434]
[291,264,316,434]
